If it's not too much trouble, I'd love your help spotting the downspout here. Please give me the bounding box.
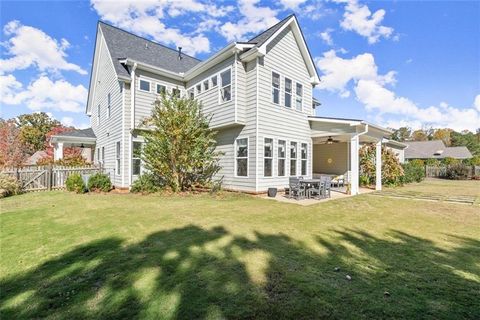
[121,81,125,187]
[255,57,259,192]
[129,63,137,187]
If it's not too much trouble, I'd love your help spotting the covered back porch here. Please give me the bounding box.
[309,117,391,195]
[50,128,96,162]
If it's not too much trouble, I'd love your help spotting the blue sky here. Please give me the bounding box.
[1,0,479,131]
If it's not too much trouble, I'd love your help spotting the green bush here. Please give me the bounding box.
[0,174,23,198]
[445,164,470,180]
[425,158,441,167]
[87,173,112,192]
[442,157,460,166]
[131,173,163,194]
[401,161,425,184]
[66,173,86,193]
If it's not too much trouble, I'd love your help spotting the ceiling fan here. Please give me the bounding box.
[319,136,340,145]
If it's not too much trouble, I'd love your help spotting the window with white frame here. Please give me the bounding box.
[116,141,121,174]
[139,79,150,92]
[203,79,209,91]
[97,104,100,124]
[107,93,111,118]
[172,88,180,98]
[272,72,280,104]
[284,78,292,108]
[196,83,202,95]
[235,138,248,177]
[101,146,105,166]
[188,88,194,99]
[156,84,166,95]
[211,75,218,87]
[290,142,297,176]
[296,83,303,111]
[264,138,273,177]
[132,141,142,175]
[220,69,232,102]
[278,140,286,177]
[301,143,307,175]
[97,147,100,163]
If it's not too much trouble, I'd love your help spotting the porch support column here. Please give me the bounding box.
[375,140,382,191]
[350,135,359,195]
[54,142,64,161]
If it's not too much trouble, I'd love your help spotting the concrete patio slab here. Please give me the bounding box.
[260,188,375,206]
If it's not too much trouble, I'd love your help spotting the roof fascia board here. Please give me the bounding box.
[184,42,239,80]
[309,117,361,126]
[50,136,96,143]
[86,26,103,115]
[120,58,184,81]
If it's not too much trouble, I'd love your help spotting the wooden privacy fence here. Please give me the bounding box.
[1,165,103,192]
[425,165,480,178]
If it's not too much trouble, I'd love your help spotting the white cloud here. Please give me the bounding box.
[219,0,279,42]
[319,28,334,46]
[90,0,233,55]
[279,0,307,10]
[474,94,480,112]
[334,0,394,44]
[0,75,88,113]
[0,21,87,75]
[61,116,75,127]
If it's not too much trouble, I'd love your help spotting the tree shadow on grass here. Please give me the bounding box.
[1,226,479,319]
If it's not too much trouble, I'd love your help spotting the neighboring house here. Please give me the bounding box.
[52,15,395,194]
[384,140,408,163]
[404,140,472,161]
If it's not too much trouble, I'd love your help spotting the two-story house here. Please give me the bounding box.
[51,15,393,195]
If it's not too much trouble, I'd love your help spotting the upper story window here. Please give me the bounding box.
[220,68,232,102]
[172,88,180,98]
[235,137,248,177]
[156,84,166,95]
[107,93,111,118]
[272,72,280,104]
[284,78,292,108]
[139,79,150,92]
[196,83,202,95]
[264,138,273,177]
[211,75,218,87]
[188,88,194,99]
[296,83,303,111]
[203,80,209,91]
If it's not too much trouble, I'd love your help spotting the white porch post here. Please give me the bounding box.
[375,140,382,191]
[54,142,64,161]
[350,135,359,195]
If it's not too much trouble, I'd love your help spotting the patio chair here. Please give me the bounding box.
[332,175,345,188]
[289,177,306,200]
[307,181,324,200]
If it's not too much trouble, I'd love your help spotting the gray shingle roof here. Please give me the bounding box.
[404,140,472,159]
[247,14,294,47]
[99,22,201,79]
[55,128,96,139]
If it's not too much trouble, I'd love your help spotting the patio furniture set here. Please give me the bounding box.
[288,176,339,200]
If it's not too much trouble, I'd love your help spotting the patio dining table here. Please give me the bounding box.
[300,179,324,199]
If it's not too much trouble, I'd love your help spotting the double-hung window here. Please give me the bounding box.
[188,88,195,99]
[301,143,307,176]
[203,79,209,91]
[116,141,121,174]
[220,69,232,102]
[284,78,292,108]
[107,93,111,118]
[172,88,180,98]
[264,138,273,177]
[278,140,286,177]
[157,84,166,95]
[211,75,218,87]
[139,79,150,92]
[235,138,248,177]
[132,142,142,176]
[296,83,303,111]
[272,72,280,104]
[97,147,100,164]
[196,84,202,95]
[290,142,297,176]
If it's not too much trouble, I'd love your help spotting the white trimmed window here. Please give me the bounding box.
[296,83,303,111]
[107,93,111,118]
[188,88,194,99]
[172,88,180,98]
[301,143,307,176]
[116,141,121,174]
[220,69,232,102]
[278,140,286,177]
[97,147,100,163]
[284,78,292,108]
[203,79,209,91]
[156,84,166,95]
[101,146,105,166]
[97,104,100,124]
[196,83,202,95]
[139,79,150,92]
[272,72,280,104]
[290,142,297,176]
[211,75,218,87]
[235,138,248,177]
[132,142,142,176]
[264,138,273,177]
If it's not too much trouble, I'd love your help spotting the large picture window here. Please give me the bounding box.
[301,143,307,176]
[116,141,121,175]
[132,141,142,176]
[264,138,273,177]
[284,78,292,108]
[278,140,286,177]
[290,142,297,176]
[220,69,232,102]
[272,72,280,104]
[296,83,303,111]
[235,138,248,177]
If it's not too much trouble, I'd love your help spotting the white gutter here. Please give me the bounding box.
[120,58,183,81]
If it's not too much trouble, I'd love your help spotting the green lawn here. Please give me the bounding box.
[1,180,479,319]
